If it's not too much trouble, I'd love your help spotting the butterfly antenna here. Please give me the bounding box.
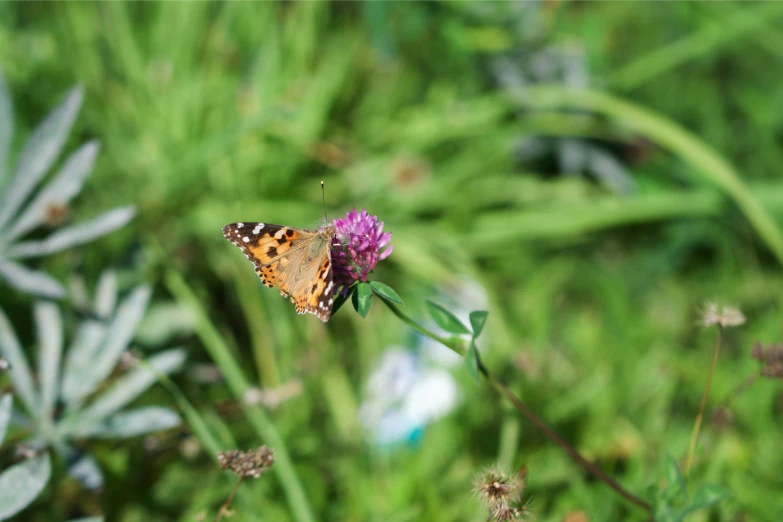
[321,180,327,221]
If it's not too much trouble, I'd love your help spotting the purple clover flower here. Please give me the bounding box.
[331,208,393,291]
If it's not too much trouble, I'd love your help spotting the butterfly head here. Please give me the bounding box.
[318,223,336,241]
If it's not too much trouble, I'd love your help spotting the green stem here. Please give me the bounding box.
[684,325,723,478]
[378,298,652,514]
[383,300,464,354]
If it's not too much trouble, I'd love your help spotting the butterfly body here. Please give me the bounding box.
[222,222,336,322]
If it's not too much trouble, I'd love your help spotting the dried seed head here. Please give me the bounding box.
[700,302,745,329]
[750,342,783,380]
[710,406,735,431]
[217,445,275,479]
[44,202,70,227]
[751,342,765,361]
[0,357,9,372]
[491,505,529,521]
[473,465,524,510]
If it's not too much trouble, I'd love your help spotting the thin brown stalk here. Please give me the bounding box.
[717,371,757,411]
[684,325,722,477]
[214,476,244,522]
[477,360,652,513]
[381,299,652,514]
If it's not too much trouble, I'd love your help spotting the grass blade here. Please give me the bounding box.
[518,86,783,268]
[607,2,783,92]
[166,269,316,522]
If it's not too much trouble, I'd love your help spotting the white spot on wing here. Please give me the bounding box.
[325,281,333,295]
[253,224,264,235]
[238,223,244,228]
[243,237,250,243]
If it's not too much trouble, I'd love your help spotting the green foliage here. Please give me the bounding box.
[469,311,488,339]
[1,2,782,521]
[0,273,184,490]
[654,455,731,522]
[426,300,471,335]
[0,74,134,298]
[352,282,374,318]
[368,280,404,305]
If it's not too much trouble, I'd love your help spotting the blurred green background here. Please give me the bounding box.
[2,1,783,521]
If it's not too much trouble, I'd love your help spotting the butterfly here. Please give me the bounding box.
[222,221,337,322]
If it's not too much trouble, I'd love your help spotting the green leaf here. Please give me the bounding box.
[6,206,135,259]
[71,349,185,429]
[465,340,479,383]
[0,86,83,229]
[368,281,404,305]
[469,311,488,339]
[352,283,373,318]
[0,454,51,520]
[91,406,181,439]
[62,284,151,406]
[426,301,471,335]
[331,284,356,317]
[0,259,66,299]
[35,302,63,426]
[5,141,100,243]
[688,484,731,511]
[0,395,11,445]
[661,454,687,504]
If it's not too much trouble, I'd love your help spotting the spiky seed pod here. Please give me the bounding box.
[472,465,524,510]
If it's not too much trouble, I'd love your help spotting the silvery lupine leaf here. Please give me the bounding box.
[61,285,151,405]
[59,272,116,406]
[0,454,51,521]
[69,349,186,433]
[135,301,197,346]
[0,308,39,414]
[0,395,11,445]
[5,206,136,259]
[4,141,100,243]
[68,274,90,312]
[0,71,12,186]
[93,270,117,319]
[0,87,83,229]
[76,406,181,439]
[0,258,65,299]
[60,320,108,409]
[65,451,103,490]
[35,302,63,427]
